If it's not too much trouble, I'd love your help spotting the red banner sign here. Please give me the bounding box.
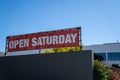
[6,28,81,52]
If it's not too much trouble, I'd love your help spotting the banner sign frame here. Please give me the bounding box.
[5,27,81,55]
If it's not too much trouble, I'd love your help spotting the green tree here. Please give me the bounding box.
[94,53,104,61]
[94,60,111,80]
[42,46,82,54]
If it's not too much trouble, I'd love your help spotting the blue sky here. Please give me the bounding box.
[0,0,120,52]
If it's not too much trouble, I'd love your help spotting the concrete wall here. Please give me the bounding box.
[0,50,93,80]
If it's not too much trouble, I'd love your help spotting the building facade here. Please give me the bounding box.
[0,52,4,57]
[84,43,120,66]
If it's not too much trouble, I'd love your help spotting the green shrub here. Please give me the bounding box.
[94,60,111,80]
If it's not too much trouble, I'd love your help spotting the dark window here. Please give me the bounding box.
[108,52,120,61]
[96,53,106,61]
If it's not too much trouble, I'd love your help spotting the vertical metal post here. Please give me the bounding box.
[39,49,41,54]
[78,27,82,50]
[106,52,108,61]
[5,37,8,56]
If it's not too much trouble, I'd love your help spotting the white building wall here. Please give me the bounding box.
[0,52,4,57]
[84,43,120,53]
[6,50,39,56]
[84,43,120,66]
[103,61,120,66]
